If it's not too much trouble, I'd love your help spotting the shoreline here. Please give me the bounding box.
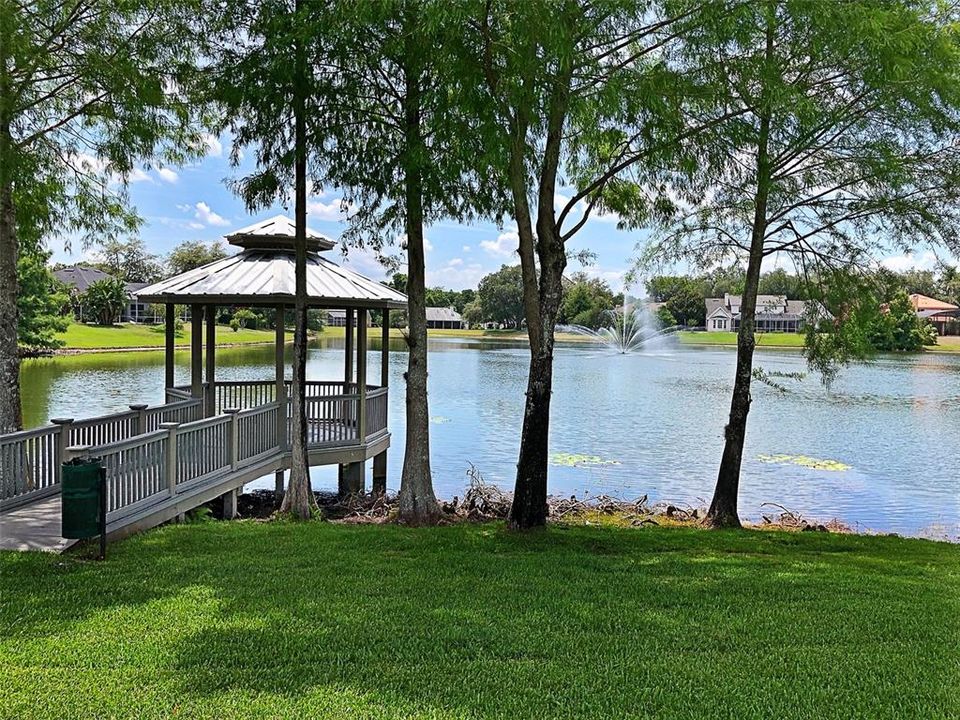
[24,326,960,355]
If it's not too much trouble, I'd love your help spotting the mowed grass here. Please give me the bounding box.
[677,330,806,347]
[1,522,958,719]
[932,335,960,352]
[56,322,278,349]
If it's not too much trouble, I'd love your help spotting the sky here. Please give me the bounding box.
[49,131,956,293]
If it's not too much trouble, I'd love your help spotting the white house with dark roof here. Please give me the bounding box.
[54,265,159,323]
[705,294,830,333]
[425,306,465,329]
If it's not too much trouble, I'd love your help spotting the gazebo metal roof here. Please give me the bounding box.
[137,215,406,309]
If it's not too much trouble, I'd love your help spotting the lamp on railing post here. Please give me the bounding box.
[224,408,240,470]
[129,404,148,435]
[50,418,74,484]
[160,422,180,497]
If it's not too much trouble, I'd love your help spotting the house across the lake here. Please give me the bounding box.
[53,265,158,324]
[425,306,465,329]
[705,294,830,333]
[908,293,959,335]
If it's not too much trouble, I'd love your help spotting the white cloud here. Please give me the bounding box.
[201,133,223,157]
[426,261,486,290]
[480,230,518,258]
[591,207,622,224]
[194,202,230,227]
[394,233,433,254]
[554,192,577,215]
[462,245,471,253]
[187,221,205,230]
[578,266,626,292]
[337,246,392,283]
[881,250,939,272]
[157,167,178,183]
[308,196,352,221]
[128,168,153,183]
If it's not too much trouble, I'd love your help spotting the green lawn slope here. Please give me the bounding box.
[1,522,957,719]
[56,322,278,350]
[677,330,806,347]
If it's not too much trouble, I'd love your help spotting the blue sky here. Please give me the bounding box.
[51,132,955,291]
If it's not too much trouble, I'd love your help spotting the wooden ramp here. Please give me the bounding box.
[0,496,76,553]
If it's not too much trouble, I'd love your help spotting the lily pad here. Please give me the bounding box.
[550,452,621,468]
[757,454,851,472]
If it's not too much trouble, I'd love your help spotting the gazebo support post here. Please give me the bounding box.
[350,310,368,495]
[373,309,389,495]
[338,307,356,497]
[275,305,286,499]
[205,305,216,417]
[190,304,203,401]
[344,307,355,387]
[164,302,175,392]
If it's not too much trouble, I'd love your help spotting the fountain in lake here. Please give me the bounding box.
[559,299,679,353]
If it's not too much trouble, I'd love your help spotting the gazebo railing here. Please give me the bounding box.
[366,387,389,437]
[1,378,386,513]
[73,384,387,526]
[0,396,202,511]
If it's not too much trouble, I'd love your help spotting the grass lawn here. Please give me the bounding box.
[932,335,960,352]
[677,330,806,348]
[1,522,957,719]
[56,322,278,350]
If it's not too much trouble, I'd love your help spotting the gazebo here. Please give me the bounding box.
[137,215,406,496]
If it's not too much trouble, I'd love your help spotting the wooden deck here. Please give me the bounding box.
[0,380,389,552]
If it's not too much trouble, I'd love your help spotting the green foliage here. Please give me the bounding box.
[230,308,260,331]
[168,240,229,275]
[307,309,326,333]
[1,522,958,718]
[655,305,677,330]
[645,275,705,326]
[81,278,128,327]
[869,291,938,352]
[17,248,69,352]
[461,299,484,327]
[5,0,209,250]
[95,238,164,283]
[425,287,475,314]
[476,265,525,326]
[559,273,620,329]
[757,269,809,300]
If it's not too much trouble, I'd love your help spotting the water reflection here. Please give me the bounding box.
[18,336,960,538]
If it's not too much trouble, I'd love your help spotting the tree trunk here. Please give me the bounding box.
[280,0,317,519]
[508,63,571,530]
[706,18,774,529]
[397,13,440,525]
[509,221,566,529]
[0,172,18,435]
[0,86,19,434]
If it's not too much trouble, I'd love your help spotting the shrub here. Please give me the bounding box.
[82,277,128,326]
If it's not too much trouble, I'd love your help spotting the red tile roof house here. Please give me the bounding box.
[908,293,960,335]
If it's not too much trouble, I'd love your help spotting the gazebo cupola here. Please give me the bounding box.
[136,215,406,496]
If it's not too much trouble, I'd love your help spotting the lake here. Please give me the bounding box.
[19,336,960,539]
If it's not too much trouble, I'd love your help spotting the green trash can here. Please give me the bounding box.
[62,458,104,540]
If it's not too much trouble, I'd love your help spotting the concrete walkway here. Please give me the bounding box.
[0,496,76,553]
